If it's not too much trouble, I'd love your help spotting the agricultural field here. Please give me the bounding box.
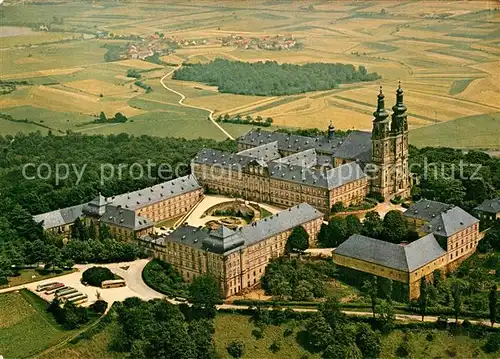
[0,1,499,147]
[410,112,500,149]
[0,290,77,358]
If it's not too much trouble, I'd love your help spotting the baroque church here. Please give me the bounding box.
[191,84,411,212]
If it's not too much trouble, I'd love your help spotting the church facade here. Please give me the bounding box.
[192,84,411,213]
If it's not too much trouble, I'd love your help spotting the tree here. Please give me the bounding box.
[331,201,344,213]
[363,276,378,318]
[99,111,107,122]
[483,332,500,353]
[255,115,263,123]
[189,275,221,318]
[376,300,395,330]
[267,272,292,300]
[71,217,86,241]
[317,224,329,247]
[323,343,361,359]
[345,214,362,237]
[320,296,346,331]
[227,341,245,358]
[355,323,381,358]
[418,277,430,321]
[265,117,273,124]
[304,313,333,351]
[450,278,466,323]
[286,226,309,252]
[82,266,114,287]
[188,319,218,359]
[489,284,497,327]
[362,211,384,238]
[382,210,408,243]
[326,217,348,247]
[293,280,314,301]
[379,277,393,303]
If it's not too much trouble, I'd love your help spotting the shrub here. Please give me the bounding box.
[395,341,410,358]
[82,267,114,287]
[461,319,472,329]
[426,332,434,341]
[252,327,264,339]
[284,327,293,337]
[483,332,500,353]
[437,315,448,329]
[367,192,384,203]
[90,300,108,314]
[227,340,245,358]
[269,340,281,353]
[331,202,345,213]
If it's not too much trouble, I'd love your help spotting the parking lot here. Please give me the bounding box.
[20,260,164,308]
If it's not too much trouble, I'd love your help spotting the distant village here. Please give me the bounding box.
[219,34,302,51]
[33,26,303,59]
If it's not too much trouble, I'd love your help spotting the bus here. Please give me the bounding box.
[59,292,82,301]
[72,296,88,306]
[36,282,59,292]
[44,283,65,294]
[67,294,88,303]
[101,279,126,289]
[53,286,69,294]
[56,288,78,298]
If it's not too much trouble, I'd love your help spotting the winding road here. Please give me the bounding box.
[160,65,235,140]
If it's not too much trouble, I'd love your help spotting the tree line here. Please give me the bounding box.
[318,210,418,248]
[215,113,273,127]
[173,59,380,96]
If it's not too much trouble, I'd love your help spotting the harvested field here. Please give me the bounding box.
[64,79,132,96]
[0,0,497,144]
[114,59,164,70]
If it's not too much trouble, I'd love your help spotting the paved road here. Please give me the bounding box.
[111,259,164,300]
[160,65,234,140]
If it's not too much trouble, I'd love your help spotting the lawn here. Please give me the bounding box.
[379,328,493,359]
[213,313,499,359]
[0,268,75,289]
[37,322,124,359]
[213,313,320,359]
[0,290,75,358]
[410,112,500,149]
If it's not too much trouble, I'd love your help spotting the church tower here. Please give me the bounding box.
[370,86,393,199]
[390,82,410,197]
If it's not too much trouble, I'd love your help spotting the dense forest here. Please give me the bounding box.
[173,59,380,96]
[409,146,500,212]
